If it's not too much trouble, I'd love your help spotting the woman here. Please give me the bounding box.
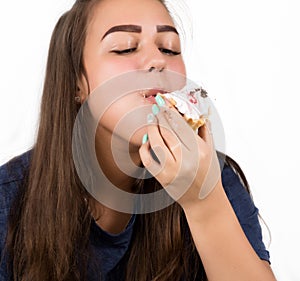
[0,0,276,280]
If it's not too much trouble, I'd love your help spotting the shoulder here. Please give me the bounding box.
[0,150,32,185]
[221,157,251,204]
[220,158,256,220]
[0,150,32,256]
[220,156,270,262]
[0,151,31,279]
[0,150,32,220]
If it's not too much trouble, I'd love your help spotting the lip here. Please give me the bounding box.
[143,88,167,98]
[145,95,157,104]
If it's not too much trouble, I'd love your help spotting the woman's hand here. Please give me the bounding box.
[139,104,221,210]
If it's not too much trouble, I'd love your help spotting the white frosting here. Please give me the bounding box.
[164,86,210,120]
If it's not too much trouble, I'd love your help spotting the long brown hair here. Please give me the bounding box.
[5,1,250,280]
[6,1,98,280]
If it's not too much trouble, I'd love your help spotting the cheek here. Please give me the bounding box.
[86,56,186,93]
[168,58,186,77]
[97,95,149,146]
[88,59,139,92]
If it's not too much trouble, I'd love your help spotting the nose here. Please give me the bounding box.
[142,47,167,72]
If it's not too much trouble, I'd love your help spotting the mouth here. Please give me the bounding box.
[142,88,168,98]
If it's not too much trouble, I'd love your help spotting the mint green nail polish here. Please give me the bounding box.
[142,134,148,144]
[155,95,165,106]
[147,113,155,123]
[152,104,160,115]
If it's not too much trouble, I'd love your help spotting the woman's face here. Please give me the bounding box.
[82,0,186,146]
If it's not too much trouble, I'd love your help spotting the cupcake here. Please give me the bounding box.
[158,86,210,131]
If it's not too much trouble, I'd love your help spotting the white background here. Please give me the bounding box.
[0,0,299,280]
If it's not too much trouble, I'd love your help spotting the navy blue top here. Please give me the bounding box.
[0,150,270,280]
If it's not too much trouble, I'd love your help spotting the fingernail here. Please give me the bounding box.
[147,113,155,123]
[142,133,148,144]
[155,95,165,107]
[152,104,160,115]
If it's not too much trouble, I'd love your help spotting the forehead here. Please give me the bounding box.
[88,0,174,34]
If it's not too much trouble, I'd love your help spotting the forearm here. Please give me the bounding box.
[183,181,276,281]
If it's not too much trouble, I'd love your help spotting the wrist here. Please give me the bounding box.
[182,180,230,225]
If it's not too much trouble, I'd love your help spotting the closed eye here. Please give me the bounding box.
[159,48,181,56]
[111,48,137,55]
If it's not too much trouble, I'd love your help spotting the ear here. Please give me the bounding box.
[75,77,89,104]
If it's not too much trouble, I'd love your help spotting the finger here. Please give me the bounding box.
[198,149,221,199]
[139,141,163,177]
[154,110,182,160]
[158,107,198,152]
[147,121,175,163]
[196,120,221,199]
[198,121,213,146]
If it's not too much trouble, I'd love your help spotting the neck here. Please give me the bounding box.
[95,127,141,192]
[91,126,141,233]
[90,195,133,234]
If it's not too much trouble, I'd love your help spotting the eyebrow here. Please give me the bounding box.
[101,24,179,40]
[157,25,178,34]
[101,25,141,40]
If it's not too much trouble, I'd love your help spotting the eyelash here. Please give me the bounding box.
[159,48,181,56]
[111,48,136,55]
[111,48,181,56]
